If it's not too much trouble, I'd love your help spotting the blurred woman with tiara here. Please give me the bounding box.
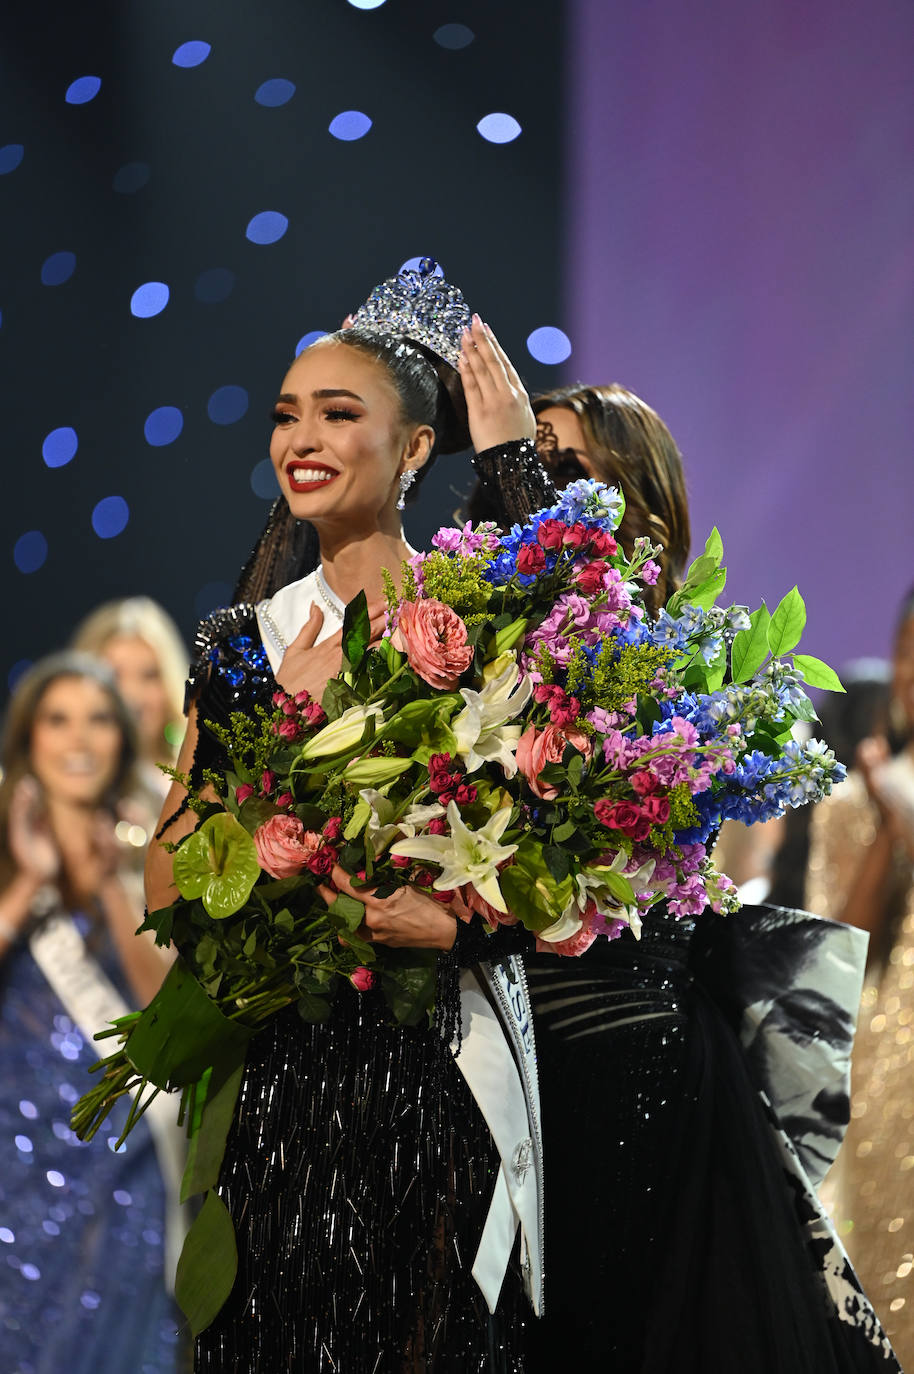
[146,261,543,1373]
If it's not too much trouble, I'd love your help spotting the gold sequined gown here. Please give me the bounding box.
[807,771,914,1364]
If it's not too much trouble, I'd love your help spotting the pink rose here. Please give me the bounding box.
[253,815,322,878]
[322,816,343,843]
[235,783,255,804]
[534,925,598,957]
[393,600,474,690]
[451,883,518,928]
[277,719,303,741]
[516,723,592,800]
[275,792,294,810]
[349,966,376,992]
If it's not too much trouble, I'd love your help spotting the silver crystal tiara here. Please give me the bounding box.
[348,258,472,369]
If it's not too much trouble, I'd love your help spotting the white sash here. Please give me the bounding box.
[29,911,187,1288]
[452,958,544,1317]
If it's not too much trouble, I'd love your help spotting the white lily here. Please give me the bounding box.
[299,703,385,760]
[397,801,447,837]
[389,799,517,912]
[569,851,656,940]
[537,909,585,944]
[451,653,533,777]
[357,789,401,857]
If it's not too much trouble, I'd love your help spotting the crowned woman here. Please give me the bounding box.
[146,263,544,1373]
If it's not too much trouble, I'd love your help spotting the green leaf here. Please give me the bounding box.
[552,820,578,843]
[236,796,278,836]
[543,845,571,883]
[296,991,333,1023]
[320,677,362,722]
[767,586,806,657]
[341,590,371,673]
[126,958,254,1090]
[175,1190,238,1336]
[378,949,438,1026]
[326,892,365,932]
[793,654,846,693]
[180,1055,246,1203]
[703,526,724,562]
[344,799,372,841]
[601,871,637,905]
[686,566,727,611]
[731,603,771,684]
[173,813,260,920]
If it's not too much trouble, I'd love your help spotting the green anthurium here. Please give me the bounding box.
[173,812,261,920]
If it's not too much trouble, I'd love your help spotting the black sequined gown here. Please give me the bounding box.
[186,613,526,1374]
[473,441,902,1372]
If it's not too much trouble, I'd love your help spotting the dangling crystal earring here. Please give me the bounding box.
[397,468,417,510]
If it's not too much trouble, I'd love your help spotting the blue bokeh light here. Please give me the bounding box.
[144,407,184,447]
[130,282,169,318]
[433,24,475,49]
[172,41,211,68]
[399,257,444,276]
[42,427,78,468]
[476,113,522,144]
[14,531,48,574]
[526,326,572,365]
[251,459,280,499]
[295,329,328,355]
[112,162,150,194]
[255,79,296,107]
[91,496,130,540]
[40,252,76,287]
[0,144,24,175]
[65,76,102,105]
[8,659,33,692]
[195,581,233,619]
[328,111,372,141]
[207,385,249,425]
[194,267,235,303]
[245,211,289,245]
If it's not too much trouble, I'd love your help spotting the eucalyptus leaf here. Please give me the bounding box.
[731,603,771,684]
[793,654,846,693]
[768,586,806,657]
[175,1191,238,1336]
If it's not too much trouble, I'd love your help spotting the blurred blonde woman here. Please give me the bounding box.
[71,597,187,795]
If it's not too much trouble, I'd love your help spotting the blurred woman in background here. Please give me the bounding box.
[0,653,180,1374]
[71,597,187,798]
[807,590,914,1362]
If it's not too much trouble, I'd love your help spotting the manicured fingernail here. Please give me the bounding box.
[484,322,492,333]
[472,312,481,324]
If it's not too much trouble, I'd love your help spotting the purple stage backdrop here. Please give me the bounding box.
[563,0,913,672]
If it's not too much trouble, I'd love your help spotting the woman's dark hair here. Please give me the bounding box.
[233,328,469,604]
[532,384,691,616]
[0,652,137,891]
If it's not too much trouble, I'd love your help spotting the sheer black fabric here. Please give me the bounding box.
[469,440,556,529]
[524,913,898,1373]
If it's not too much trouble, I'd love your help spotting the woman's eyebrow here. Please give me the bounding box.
[312,388,365,403]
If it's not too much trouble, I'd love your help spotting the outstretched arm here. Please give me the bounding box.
[460,317,558,525]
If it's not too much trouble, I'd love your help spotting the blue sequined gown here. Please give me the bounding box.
[0,915,182,1374]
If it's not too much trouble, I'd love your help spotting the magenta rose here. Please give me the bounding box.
[536,518,567,551]
[349,966,377,992]
[516,723,592,800]
[576,560,610,596]
[393,599,474,690]
[517,542,546,575]
[642,795,671,825]
[589,529,618,558]
[594,800,652,842]
[235,783,255,804]
[253,815,322,878]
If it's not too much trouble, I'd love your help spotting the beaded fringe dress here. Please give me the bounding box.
[186,612,526,1374]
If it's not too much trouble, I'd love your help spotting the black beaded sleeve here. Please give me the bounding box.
[470,437,558,527]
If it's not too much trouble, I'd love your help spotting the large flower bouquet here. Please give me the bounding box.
[72,479,845,1331]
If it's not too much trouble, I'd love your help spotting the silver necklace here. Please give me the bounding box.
[314,567,345,622]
